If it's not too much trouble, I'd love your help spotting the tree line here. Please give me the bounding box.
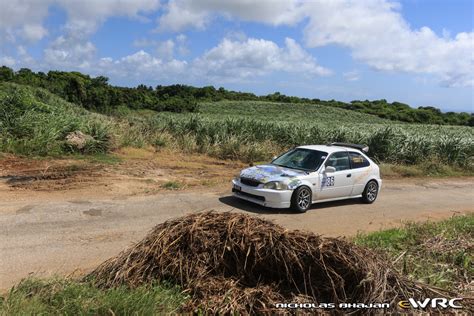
[0,66,471,125]
[0,67,198,113]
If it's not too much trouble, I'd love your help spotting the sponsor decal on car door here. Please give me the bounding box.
[318,152,354,199]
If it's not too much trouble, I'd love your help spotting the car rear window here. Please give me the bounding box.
[349,152,370,168]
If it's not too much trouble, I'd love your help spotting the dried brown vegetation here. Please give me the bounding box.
[87,212,458,313]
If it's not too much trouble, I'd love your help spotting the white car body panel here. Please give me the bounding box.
[232,145,382,209]
[317,168,353,199]
[231,179,293,208]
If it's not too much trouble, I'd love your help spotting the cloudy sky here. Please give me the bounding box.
[0,0,472,111]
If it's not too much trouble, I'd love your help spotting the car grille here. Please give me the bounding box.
[233,189,265,201]
[240,177,261,187]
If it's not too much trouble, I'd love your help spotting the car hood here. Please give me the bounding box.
[240,164,305,183]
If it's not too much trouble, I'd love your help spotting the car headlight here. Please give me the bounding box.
[263,181,288,190]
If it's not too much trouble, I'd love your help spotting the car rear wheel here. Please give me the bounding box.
[291,186,312,213]
[361,180,378,204]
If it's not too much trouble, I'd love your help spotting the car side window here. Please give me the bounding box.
[325,152,350,171]
[349,152,370,168]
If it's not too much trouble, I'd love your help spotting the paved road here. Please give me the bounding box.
[1,177,473,290]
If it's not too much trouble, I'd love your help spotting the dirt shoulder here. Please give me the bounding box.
[0,148,246,204]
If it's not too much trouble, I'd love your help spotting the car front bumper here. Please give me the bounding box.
[231,179,293,208]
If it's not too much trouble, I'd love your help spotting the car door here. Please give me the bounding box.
[317,151,354,200]
[348,151,371,195]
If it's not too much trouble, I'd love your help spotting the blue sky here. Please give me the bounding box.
[0,0,472,112]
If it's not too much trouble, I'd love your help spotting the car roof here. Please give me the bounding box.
[297,145,363,154]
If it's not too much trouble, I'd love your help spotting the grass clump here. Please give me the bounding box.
[354,214,474,292]
[380,162,474,177]
[161,181,183,190]
[0,278,187,315]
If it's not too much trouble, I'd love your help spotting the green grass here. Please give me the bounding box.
[200,100,390,124]
[0,278,187,315]
[380,162,474,178]
[161,181,183,190]
[354,214,474,291]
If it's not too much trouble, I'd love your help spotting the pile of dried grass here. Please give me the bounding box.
[87,212,451,313]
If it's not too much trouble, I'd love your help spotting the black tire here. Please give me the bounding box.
[291,186,312,213]
[361,180,379,204]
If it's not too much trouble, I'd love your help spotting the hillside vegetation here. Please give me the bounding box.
[199,100,389,124]
[1,66,472,126]
[0,82,472,171]
[0,82,112,155]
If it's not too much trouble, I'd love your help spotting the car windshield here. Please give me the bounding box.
[272,148,328,171]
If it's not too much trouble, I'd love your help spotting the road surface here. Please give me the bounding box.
[1,177,473,290]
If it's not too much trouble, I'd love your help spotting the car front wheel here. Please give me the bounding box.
[291,186,312,213]
[361,180,379,204]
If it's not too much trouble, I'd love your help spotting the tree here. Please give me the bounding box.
[0,66,14,81]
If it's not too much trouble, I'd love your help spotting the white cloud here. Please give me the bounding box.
[17,46,35,66]
[0,0,51,42]
[57,0,160,36]
[301,1,473,87]
[158,1,209,32]
[343,70,360,82]
[156,40,175,59]
[36,0,161,71]
[156,0,474,87]
[1,0,471,88]
[1,0,160,43]
[175,34,189,55]
[157,0,305,31]
[22,24,48,42]
[133,35,188,59]
[0,56,16,67]
[41,36,327,84]
[0,0,161,61]
[95,50,187,81]
[193,37,330,81]
[44,36,96,69]
[87,37,327,83]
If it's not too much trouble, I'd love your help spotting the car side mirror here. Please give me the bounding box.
[325,166,336,173]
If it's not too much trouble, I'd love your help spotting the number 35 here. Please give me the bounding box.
[323,176,334,187]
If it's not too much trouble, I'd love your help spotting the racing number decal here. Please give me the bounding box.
[322,176,335,187]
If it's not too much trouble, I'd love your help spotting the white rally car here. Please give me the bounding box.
[232,143,382,212]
